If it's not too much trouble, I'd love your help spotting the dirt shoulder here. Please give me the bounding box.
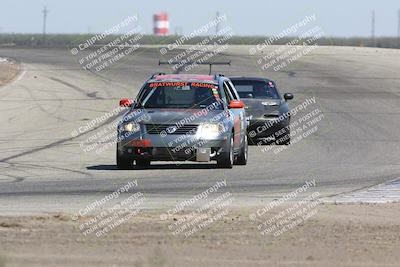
[0,203,399,267]
[0,58,20,87]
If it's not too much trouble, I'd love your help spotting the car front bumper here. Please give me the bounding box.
[247,118,290,139]
[117,131,229,162]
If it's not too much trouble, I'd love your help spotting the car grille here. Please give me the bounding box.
[154,147,195,160]
[145,124,198,135]
[263,114,280,119]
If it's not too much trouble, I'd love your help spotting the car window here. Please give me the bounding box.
[223,82,234,102]
[137,82,223,109]
[227,81,240,100]
[231,80,280,99]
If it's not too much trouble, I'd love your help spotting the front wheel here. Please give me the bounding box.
[235,135,248,165]
[276,128,291,145]
[135,159,151,168]
[217,135,234,169]
[117,153,133,170]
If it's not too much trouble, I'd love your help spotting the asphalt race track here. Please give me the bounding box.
[0,46,400,215]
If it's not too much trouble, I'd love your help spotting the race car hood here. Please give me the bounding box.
[123,108,226,125]
[242,99,282,118]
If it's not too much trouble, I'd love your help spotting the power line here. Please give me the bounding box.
[42,6,49,44]
[371,9,375,47]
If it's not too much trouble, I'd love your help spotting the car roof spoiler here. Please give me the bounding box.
[150,72,166,79]
[158,60,231,75]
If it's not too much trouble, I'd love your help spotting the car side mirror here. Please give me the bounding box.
[119,98,134,107]
[283,93,294,101]
[228,100,245,109]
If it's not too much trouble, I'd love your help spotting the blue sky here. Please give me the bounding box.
[0,0,399,37]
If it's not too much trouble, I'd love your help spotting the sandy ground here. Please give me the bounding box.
[0,46,399,266]
[0,58,20,86]
[0,203,399,267]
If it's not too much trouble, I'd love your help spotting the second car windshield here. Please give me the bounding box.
[137,82,223,109]
[231,80,279,99]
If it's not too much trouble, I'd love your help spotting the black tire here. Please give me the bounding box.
[235,135,248,165]
[276,128,291,145]
[248,135,259,145]
[217,135,234,169]
[117,153,133,169]
[135,159,151,168]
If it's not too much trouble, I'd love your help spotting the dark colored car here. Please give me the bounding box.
[229,77,293,145]
[117,74,248,169]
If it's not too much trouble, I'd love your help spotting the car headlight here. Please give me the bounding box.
[199,123,224,137]
[120,122,140,132]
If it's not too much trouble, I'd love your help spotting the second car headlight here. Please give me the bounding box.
[199,123,224,137]
[121,122,140,132]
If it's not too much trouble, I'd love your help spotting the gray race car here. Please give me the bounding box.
[230,77,293,145]
[116,73,248,169]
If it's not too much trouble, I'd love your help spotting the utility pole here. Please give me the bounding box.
[371,10,375,47]
[174,27,183,35]
[215,11,220,35]
[397,9,400,49]
[42,6,49,44]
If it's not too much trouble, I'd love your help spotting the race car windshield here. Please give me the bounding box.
[137,82,223,109]
[232,80,279,99]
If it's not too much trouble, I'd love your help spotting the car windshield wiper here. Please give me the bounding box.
[143,105,192,109]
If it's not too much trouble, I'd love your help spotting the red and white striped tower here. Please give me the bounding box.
[153,12,169,36]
